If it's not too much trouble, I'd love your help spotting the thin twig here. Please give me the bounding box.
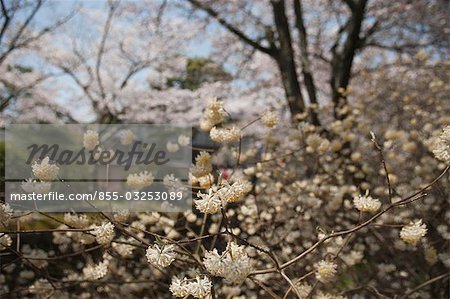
[371,132,393,203]
[399,272,450,299]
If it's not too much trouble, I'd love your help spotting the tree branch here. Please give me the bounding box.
[185,0,276,56]
[400,273,450,299]
[0,0,43,66]
[95,2,116,100]
[0,0,10,44]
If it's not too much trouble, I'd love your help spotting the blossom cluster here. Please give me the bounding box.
[170,276,212,298]
[194,179,251,214]
[203,242,252,284]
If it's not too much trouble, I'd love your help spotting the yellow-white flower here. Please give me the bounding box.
[113,209,130,223]
[127,171,154,189]
[167,141,180,153]
[28,279,53,297]
[188,276,212,298]
[203,242,252,284]
[83,260,109,280]
[210,126,240,143]
[22,179,51,194]
[163,174,184,193]
[200,97,226,132]
[191,151,212,178]
[306,134,329,154]
[64,213,90,228]
[170,275,212,298]
[314,260,337,283]
[217,179,251,203]
[432,126,450,163]
[83,130,99,151]
[119,129,135,145]
[170,276,190,297]
[112,237,134,257]
[400,219,427,245]
[195,189,222,214]
[178,135,191,146]
[31,157,59,181]
[0,203,12,223]
[261,110,278,128]
[146,244,177,268]
[0,234,12,251]
[92,222,115,245]
[197,173,214,188]
[353,191,381,213]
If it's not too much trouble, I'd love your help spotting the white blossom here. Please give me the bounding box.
[188,276,212,298]
[0,203,13,223]
[341,250,364,266]
[314,260,337,283]
[195,189,222,214]
[178,135,191,146]
[191,151,213,178]
[400,219,427,245]
[261,110,278,128]
[163,174,184,192]
[92,222,115,245]
[197,173,215,188]
[112,238,134,257]
[146,244,177,268]
[200,97,226,131]
[64,213,90,228]
[22,179,51,194]
[432,126,450,163]
[295,283,312,299]
[170,275,212,298]
[83,260,109,280]
[31,157,59,181]
[113,209,130,223]
[0,234,12,251]
[83,130,99,151]
[28,279,53,297]
[353,191,381,213]
[119,129,135,145]
[315,291,346,299]
[167,141,180,153]
[423,243,438,265]
[306,134,330,154]
[203,242,252,284]
[217,180,251,203]
[169,276,190,297]
[210,126,240,143]
[127,171,154,189]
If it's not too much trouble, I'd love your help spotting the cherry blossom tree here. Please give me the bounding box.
[183,0,449,122]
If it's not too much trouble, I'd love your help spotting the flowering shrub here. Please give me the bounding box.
[1,95,449,299]
[1,0,449,295]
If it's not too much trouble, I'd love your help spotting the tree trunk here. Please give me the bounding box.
[293,0,320,126]
[271,0,306,118]
[331,0,367,120]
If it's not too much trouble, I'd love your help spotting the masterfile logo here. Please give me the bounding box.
[5,124,192,212]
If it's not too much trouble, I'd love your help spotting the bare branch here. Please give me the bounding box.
[0,0,10,44]
[185,0,276,56]
[400,273,450,299]
[0,0,43,65]
[250,165,450,275]
[95,2,117,100]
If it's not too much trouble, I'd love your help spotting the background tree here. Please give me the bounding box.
[183,0,448,123]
